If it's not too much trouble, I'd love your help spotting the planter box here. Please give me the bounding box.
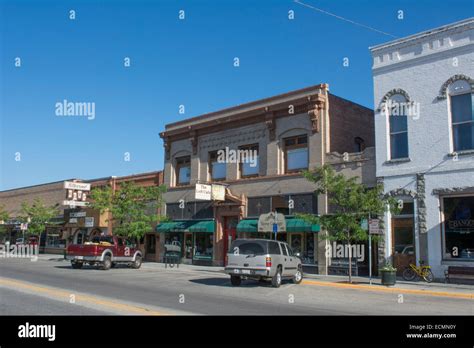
[381,270,397,286]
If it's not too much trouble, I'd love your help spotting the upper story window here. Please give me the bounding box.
[354,137,365,153]
[209,150,226,181]
[284,135,308,173]
[239,144,259,178]
[175,156,191,186]
[388,94,409,160]
[449,80,473,152]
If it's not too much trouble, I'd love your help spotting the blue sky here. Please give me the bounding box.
[0,0,472,190]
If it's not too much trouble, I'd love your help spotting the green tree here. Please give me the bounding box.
[0,205,10,241]
[89,181,167,242]
[19,199,60,237]
[300,164,399,283]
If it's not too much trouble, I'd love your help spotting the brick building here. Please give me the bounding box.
[159,84,376,274]
[0,171,164,259]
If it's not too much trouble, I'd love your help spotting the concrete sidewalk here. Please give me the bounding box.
[38,253,474,298]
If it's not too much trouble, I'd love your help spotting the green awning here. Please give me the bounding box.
[156,220,215,233]
[189,220,215,233]
[236,219,258,233]
[286,218,320,233]
[156,220,195,233]
[237,217,319,233]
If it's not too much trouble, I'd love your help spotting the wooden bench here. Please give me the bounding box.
[445,266,474,284]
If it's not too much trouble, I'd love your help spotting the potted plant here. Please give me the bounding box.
[380,262,397,286]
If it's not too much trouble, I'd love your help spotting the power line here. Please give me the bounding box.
[294,0,398,39]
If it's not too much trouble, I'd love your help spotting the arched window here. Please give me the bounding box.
[354,137,365,153]
[386,93,409,160]
[448,79,474,152]
[74,229,86,244]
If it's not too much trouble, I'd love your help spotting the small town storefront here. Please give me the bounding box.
[236,216,320,269]
[441,194,474,261]
[156,219,215,266]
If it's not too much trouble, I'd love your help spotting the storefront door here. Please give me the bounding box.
[223,217,238,262]
[184,233,193,260]
[289,233,304,255]
[392,218,415,275]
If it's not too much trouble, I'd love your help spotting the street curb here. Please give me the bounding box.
[302,279,474,300]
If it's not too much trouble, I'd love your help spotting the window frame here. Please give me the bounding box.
[175,155,191,186]
[284,135,309,174]
[440,194,474,261]
[387,95,409,160]
[239,143,259,178]
[449,86,474,153]
[209,150,226,182]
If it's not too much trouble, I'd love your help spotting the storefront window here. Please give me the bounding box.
[443,196,474,260]
[194,233,213,260]
[46,234,66,248]
[303,233,315,264]
[164,233,183,257]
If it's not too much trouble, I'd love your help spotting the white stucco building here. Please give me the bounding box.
[370,18,474,279]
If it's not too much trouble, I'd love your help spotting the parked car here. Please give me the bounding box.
[394,244,414,255]
[224,238,303,288]
[65,235,142,270]
[164,240,181,253]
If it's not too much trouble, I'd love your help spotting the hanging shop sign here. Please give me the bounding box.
[258,212,286,233]
[195,184,212,200]
[211,184,226,201]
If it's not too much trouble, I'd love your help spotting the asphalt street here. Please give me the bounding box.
[0,257,472,315]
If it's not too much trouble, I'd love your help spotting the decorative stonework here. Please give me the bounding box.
[416,173,427,234]
[384,188,418,199]
[437,74,474,100]
[163,137,170,160]
[190,130,198,155]
[199,128,266,150]
[307,94,325,133]
[432,186,474,195]
[265,111,276,141]
[377,88,411,111]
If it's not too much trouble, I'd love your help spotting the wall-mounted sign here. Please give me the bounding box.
[64,181,90,207]
[70,211,86,218]
[211,184,226,201]
[85,217,94,228]
[63,200,89,207]
[258,212,286,233]
[69,218,78,224]
[195,184,212,200]
[64,181,91,191]
[369,219,382,235]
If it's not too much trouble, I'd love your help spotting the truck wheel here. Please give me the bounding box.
[230,275,241,286]
[131,255,142,269]
[293,265,303,284]
[71,261,83,269]
[101,255,112,270]
[271,267,282,288]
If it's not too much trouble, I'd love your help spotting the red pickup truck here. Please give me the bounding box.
[65,235,142,270]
